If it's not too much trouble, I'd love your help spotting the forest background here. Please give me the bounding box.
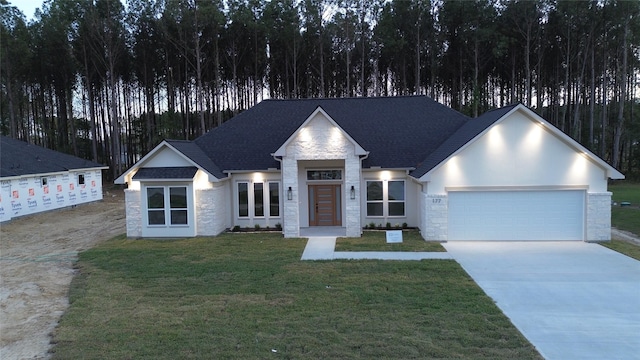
[1,0,639,180]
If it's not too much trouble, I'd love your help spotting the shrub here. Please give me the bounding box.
[275,223,282,230]
[254,224,261,230]
[232,225,241,232]
[386,222,391,229]
[402,222,408,229]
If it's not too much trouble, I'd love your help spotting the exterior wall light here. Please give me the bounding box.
[287,186,293,200]
[350,185,355,199]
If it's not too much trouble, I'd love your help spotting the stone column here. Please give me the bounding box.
[282,158,299,237]
[586,192,612,241]
[345,155,361,237]
[421,193,448,241]
[124,189,142,237]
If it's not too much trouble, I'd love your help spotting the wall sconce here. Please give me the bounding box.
[350,185,355,199]
[287,186,293,200]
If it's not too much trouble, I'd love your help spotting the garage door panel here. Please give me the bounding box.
[448,190,584,241]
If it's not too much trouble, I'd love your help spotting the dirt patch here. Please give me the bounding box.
[0,188,125,360]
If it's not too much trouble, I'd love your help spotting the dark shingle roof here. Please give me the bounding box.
[411,104,519,178]
[0,135,106,178]
[165,140,225,178]
[133,167,198,180]
[193,96,470,174]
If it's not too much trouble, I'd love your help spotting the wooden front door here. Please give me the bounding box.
[309,184,341,226]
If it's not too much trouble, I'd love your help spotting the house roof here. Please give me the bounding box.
[0,135,106,178]
[116,97,623,183]
[194,96,470,175]
[165,140,225,178]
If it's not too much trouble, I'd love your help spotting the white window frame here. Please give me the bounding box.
[144,185,190,227]
[365,179,406,217]
[236,181,281,219]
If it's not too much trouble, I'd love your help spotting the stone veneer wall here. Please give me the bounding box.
[196,184,228,236]
[586,192,612,241]
[344,156,362,237]
[124,189,142,237]
[420,193,448,241]
[281,113,362,238]
[282,158,299,237]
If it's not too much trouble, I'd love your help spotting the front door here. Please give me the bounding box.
[309,184,341,226]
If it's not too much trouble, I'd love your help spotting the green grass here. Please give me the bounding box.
[336,230,445,252]
[609,182,640,236]
[51,233,540,359]
[610,182,640,204]
[600,240,640,261]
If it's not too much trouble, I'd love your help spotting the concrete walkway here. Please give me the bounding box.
[300,237,452,261]
[443,241,640,360]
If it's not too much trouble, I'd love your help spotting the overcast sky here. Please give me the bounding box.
[10,0,43,21]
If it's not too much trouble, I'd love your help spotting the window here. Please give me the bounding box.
[146,186,189,226]
[147,187,165,225]
[269,183,280,217]
[254,183,264,217]
[307,170,342,180]
[366,181,383,216]
[388,181,405,216]
[169,187,188,225]
[237,181,280,218]
[78,174,85,185]
[366,180,405,217]
[238,183,249,217]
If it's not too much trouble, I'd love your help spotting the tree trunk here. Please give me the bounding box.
[612,19,629,169]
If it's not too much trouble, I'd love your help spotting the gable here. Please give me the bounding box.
[115,141,220,185]
[144,147,193,167]
[427,108,618,193]
[274,107,367,159]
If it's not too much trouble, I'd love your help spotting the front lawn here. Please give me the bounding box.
[336,230,445,252]
[609,182,640,236]
[600,240,640,261]
[51,233,540,359]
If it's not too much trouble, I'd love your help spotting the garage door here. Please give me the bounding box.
[448,190,584,241]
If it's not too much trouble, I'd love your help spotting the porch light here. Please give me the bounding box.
[287,186,293,200]
[350,185,355,199]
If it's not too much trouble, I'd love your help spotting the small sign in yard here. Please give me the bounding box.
[386,230,403,243]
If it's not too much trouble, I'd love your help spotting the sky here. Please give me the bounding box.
[10,0,44,21]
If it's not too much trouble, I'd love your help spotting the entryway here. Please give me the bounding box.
[308,184,341,226]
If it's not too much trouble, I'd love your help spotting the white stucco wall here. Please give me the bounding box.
[144,147,193,168]
[0,169,103,222]
[281,112,362,237]
[422,110,613,242]
[428,112,609,194]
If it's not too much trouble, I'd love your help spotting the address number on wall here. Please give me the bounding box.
[432,198,442,203]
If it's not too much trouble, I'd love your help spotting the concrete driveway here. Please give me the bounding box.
[442,241,640,360]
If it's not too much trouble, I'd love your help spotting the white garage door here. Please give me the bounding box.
[448,190,584,241]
